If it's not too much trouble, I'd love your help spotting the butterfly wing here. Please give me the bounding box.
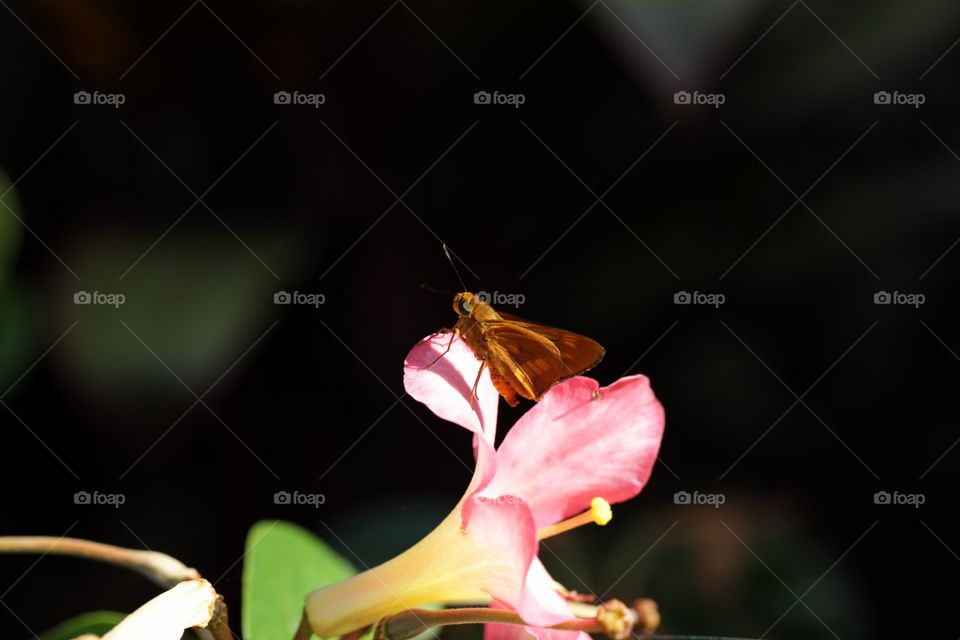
[482,322,565,401]
[493,311,605,378]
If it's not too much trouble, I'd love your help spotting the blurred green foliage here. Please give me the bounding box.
[0,168,21,282]
[57,234,288,400]
[0,168,31,392]
[36,610,124,640]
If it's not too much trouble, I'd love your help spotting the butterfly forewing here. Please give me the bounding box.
[483,322,565,400]
[494,312,605,378]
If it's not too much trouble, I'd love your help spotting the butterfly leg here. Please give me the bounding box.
[420,331,456,370]
[417,328,453,345]
[470,360,486,401]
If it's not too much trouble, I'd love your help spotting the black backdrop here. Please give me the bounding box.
[1,1,958,639]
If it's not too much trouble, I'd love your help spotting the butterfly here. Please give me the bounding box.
[437,291,605,407]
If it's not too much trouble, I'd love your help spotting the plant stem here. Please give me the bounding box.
[207,598,234,640]
[0,535,228,639]
[0,536,199,586]
[383,607,603,640]
[294,610,314,640]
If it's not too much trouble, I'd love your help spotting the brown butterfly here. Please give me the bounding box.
[438,291,605,407]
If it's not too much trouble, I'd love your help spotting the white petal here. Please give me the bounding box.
[102,579,216,640]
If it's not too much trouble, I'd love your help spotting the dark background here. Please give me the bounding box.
[1,1,958,638]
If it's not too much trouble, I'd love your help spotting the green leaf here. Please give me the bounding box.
[243,520,356,640]
[36,610,125,640]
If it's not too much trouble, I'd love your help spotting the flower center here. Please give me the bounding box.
[537,497,612,540]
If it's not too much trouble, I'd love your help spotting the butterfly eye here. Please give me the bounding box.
[460,299,473,314]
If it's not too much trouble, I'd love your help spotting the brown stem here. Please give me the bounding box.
[383,597,656,640]
[383,607,603,640]
[206,597,233,640]
[0,536,199,586]
[0,536,229,639]
[294,610,314,640]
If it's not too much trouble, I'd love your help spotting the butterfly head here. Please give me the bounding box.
[452,291,475,316]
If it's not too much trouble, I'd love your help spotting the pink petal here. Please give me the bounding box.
[484,599,588,640]
[486,624,589,640]
[521,627,590,640]
[460,437,498,529]
[463,495,538,618]
[515,558,577,626]
[466,496,572,627]
[484,616,538,640]
[484,375,665,529]
[484,599,534,640]
[485,563,587,640]
[404,333,499,443]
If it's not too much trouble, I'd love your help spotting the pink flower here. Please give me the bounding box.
[306,334,665,639]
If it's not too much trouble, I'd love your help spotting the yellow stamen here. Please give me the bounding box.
[590,497,612,525]
[538,498,612,540]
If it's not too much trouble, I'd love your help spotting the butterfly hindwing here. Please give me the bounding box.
[494,311,605,379]
[482,321,567,400]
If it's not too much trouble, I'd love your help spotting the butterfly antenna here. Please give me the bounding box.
[419,283,454,296]
[443,244,469,291]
